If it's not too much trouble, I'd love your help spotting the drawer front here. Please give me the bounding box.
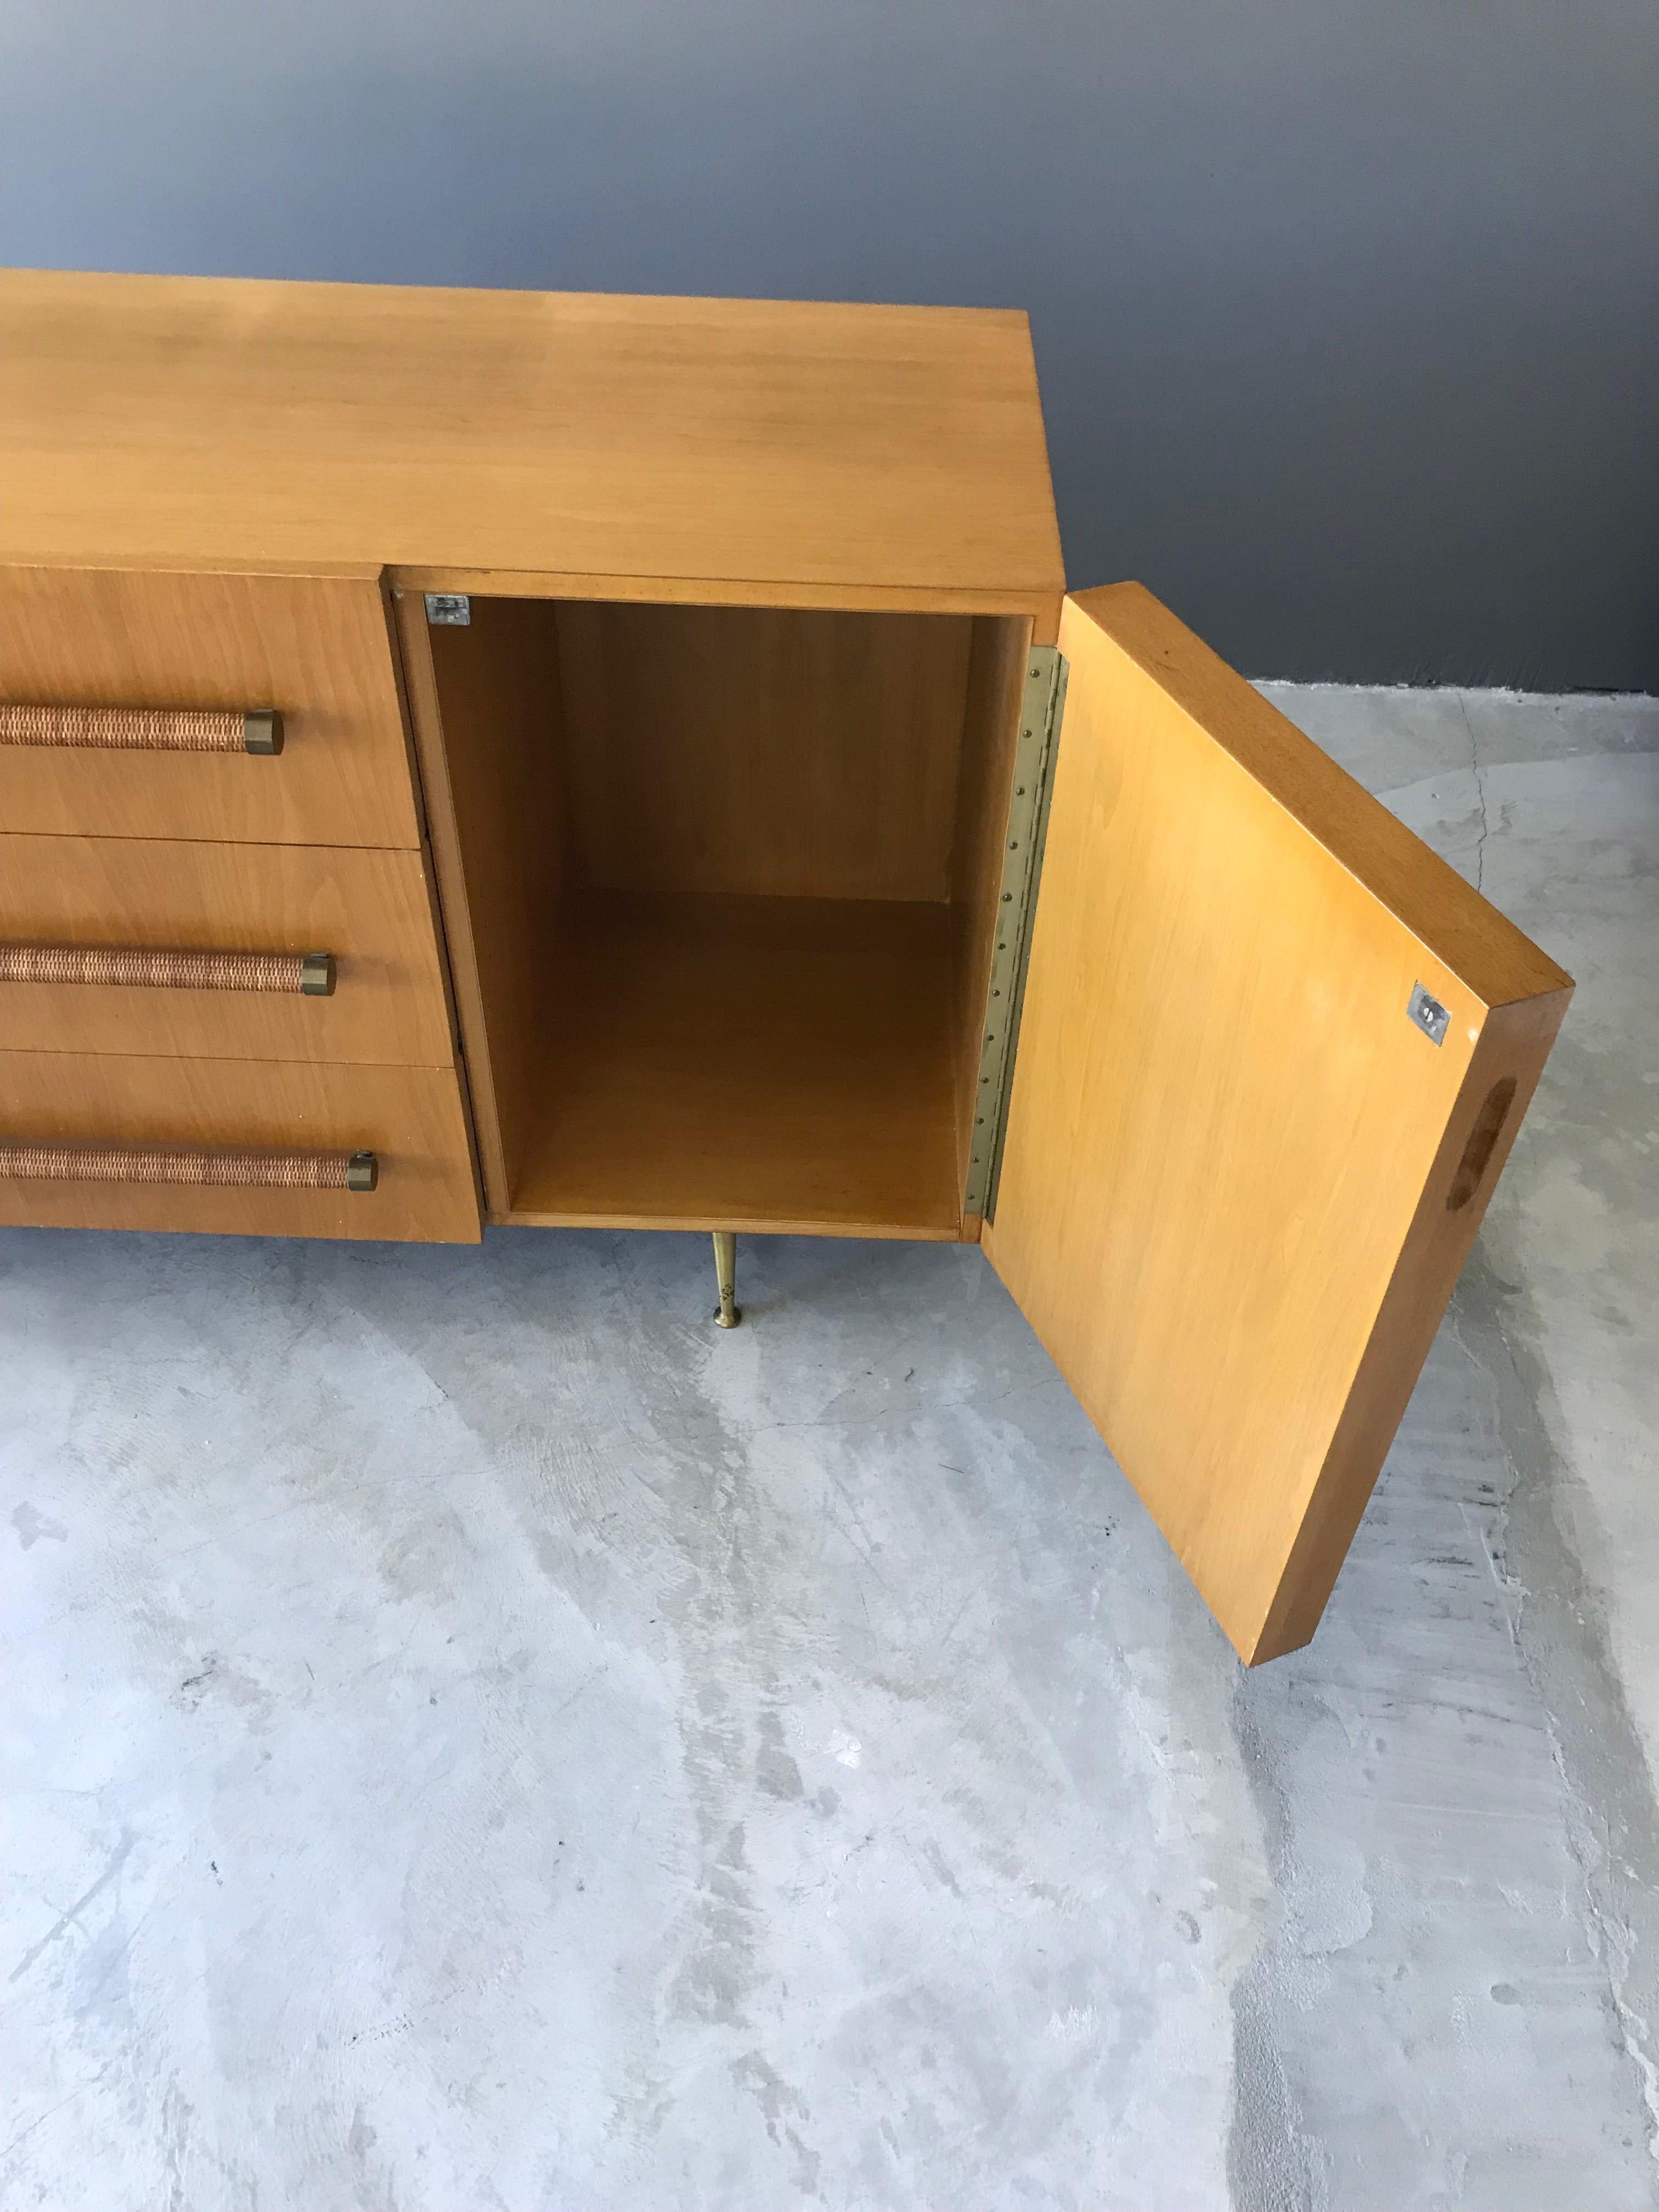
[0,566,421,848]
[0,833,456,1067]
[0,1049,480,1242]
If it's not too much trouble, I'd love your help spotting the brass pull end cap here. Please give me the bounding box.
[301,952,336,996]
[346,1150,378,1193]
[243,709,284,755]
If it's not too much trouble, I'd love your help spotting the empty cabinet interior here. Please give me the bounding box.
[404,594,1034,1238]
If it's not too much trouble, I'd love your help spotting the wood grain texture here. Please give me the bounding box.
[0,565,421,848]
[1251,991,1565,1658]
[397,591,567,1212]
[397,569,1060,625]
[1079,583,1570,1011]
[0,833,455,1066]
[507,893,961,1238]
[947,613,1040,1203]
[1,270,1063,597]
[983,584,1572,1663]
[555,601,974,901]
[0,1047,481,1241]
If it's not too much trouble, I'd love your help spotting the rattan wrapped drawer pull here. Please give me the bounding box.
[0,944,335,994]
[0,1142,377,1190]
[0,703,283,754]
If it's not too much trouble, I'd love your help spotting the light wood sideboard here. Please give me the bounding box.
[0,269,1572,1662]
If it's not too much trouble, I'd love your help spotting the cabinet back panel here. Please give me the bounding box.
[554,602,974,901]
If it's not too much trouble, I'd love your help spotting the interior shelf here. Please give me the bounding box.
[506,892,962,1237]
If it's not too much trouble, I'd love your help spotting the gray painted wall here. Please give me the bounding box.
[4,0,1655,689]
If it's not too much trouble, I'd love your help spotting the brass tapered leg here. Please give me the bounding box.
[711,1230,741,1328]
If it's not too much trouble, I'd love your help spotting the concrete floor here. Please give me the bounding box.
[3,685,1656,2211]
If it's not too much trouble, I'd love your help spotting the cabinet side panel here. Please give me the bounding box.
[395,593,568,1212]
[947,614,1034,1211]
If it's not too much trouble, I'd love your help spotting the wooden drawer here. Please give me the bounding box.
[0,1049,480,1242]
[0,833,457,1067]
[0,566,421,848]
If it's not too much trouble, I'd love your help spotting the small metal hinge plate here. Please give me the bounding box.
[964,645,1068,1220]
[424,593,471,626]
[1407,981,1450,1046]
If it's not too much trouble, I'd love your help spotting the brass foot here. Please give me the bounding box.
[712,1229,741,1328]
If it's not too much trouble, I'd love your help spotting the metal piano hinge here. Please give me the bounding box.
[963,644,1068,1221]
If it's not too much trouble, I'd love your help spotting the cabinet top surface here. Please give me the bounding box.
[0,268,1064,598]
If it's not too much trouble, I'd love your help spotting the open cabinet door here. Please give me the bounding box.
[983,585,1572,1663]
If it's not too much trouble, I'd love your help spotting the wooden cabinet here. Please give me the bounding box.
[0,268,1572,1660]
